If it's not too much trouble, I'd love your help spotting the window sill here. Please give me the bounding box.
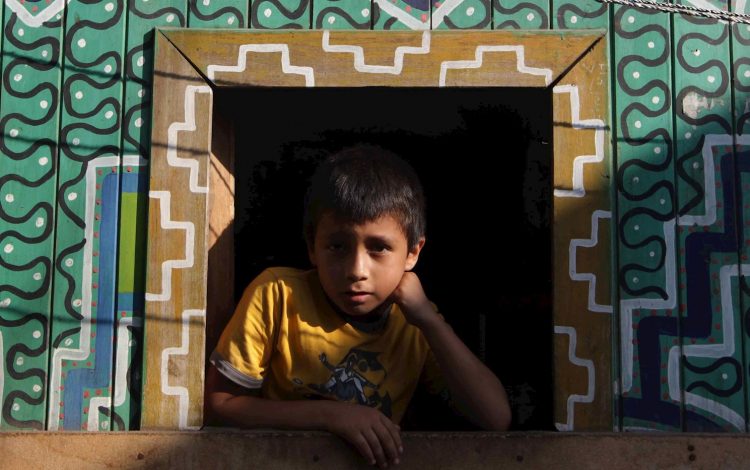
[2,430,748,468]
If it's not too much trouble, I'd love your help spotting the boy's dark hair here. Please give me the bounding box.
[303,144,426,250]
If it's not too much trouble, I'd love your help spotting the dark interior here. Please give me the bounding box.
[215,87,554,430]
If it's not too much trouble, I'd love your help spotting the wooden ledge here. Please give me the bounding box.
[3,431,750,469]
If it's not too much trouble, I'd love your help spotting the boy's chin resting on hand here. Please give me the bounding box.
[390,272,441,330]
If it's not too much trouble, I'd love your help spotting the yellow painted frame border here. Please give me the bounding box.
[143,28,612,431]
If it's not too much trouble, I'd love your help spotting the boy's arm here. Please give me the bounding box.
[391,272,512,431]
[206,365,403,468]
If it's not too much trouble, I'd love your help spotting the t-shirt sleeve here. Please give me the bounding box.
[210,269,281,389]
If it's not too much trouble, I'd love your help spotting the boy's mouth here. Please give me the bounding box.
[343,291,372,303]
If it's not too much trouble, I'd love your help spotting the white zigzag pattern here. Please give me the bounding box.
[322,30,431,74]
[553,84,607,198]
[167,85,212,194]
[207,44,315,86]
[5,0,65,27]
[432,0,466,28]
[161,309,205,430]
[569,210,613,313]
[371,0,428,30]
[620,134,750,430]
[554,325,595,431]
[114,316,141,409]
[663,263,746,430]
[86,315,143,432]
[439,44,553,87]
[85,155,146,432]
[144,191,195,302]
[48,155,121,430]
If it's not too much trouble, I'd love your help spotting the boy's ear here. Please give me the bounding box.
[405,237,426,271]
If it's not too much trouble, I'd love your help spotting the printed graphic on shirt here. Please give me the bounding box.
[295,348,393,417]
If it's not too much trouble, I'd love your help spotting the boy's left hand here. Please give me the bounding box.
[390,272,439,329]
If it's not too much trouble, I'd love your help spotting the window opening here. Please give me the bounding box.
[215,86,554,430]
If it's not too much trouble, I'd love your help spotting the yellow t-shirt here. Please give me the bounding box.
[211,267,442,423]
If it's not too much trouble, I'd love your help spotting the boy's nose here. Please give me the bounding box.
[346,248,368,281]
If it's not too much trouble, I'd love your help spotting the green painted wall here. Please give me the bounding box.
[0,0,748,432]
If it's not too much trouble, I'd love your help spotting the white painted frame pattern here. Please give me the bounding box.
[143,29,612,431]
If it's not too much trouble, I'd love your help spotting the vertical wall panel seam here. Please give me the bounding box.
[45,4,72,431]
[0,6,5,114]
[728,0,749,433]
[251,0,257,29]
[548,0,552,29]
[607,2,624,431]
[111,0,133,431]
[667,0,686,432]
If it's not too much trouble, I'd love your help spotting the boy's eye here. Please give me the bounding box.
[326,243,344,252]
[369,244,390,254]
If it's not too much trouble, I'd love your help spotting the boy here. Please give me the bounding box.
[207,145,511,467]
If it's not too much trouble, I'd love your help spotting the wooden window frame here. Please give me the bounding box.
[141,28,612,431]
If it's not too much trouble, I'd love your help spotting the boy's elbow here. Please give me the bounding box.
[206,391,234,423]
[483,404,511,431]
[492,411,512,431]
[208,390,262,429]
[207,391,229,413]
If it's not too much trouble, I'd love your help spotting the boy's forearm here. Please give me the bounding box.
[207,370,405,468]
[210,392,334,431]
[207,365,334,431]
[419,312,512,431]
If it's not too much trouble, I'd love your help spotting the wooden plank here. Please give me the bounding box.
[162,29,603,88]
[552,0,608,29]
[372,0,429,30]
[47,0,127,431]
[611,3,679,431]
[738,163,750,434]
[188,0,247,28]
[5,432,750,469]
[672,3,743,431]
[313,0,371,29]
[551,37,611,431]
[141,32,212,429]
[732,0,750,434]
[112,158,148,430]
[250,0,311,28]
[117,0,188,431]
[0,3,64,430]
[493,0,550,30]
[735,11,750,137]
[122,1,186,158]
[205,110,235,388]
[551,0,613,432]
[432,0,491,30]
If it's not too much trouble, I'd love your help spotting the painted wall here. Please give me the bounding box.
[0,0,747,432]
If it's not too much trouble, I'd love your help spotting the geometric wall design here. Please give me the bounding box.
[1,0,749,433]
[142,28,611,429]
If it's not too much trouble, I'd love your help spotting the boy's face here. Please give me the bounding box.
[309,212,424,317]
